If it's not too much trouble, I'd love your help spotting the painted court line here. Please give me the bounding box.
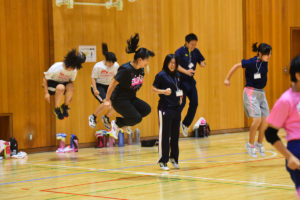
[44,176,180,200]
[0,150,281,186]
[41,176,148,200]
[113,169,294,188]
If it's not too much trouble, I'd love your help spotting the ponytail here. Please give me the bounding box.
[102,43,117,62]
[252,42,272,56]
[125,33,155,60]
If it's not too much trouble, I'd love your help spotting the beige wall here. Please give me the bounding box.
[3,0,299,149]
[52,0,244,143]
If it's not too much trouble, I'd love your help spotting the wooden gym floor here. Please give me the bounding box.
[0,131,297,200]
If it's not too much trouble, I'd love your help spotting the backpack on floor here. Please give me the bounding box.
[198,123,210,137]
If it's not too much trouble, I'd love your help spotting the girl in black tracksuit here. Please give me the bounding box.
[153,54,183,170]
[103,33,155,138]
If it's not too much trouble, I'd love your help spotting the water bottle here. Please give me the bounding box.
[118,131,124,147]
[135,128,140,145]
[194,128,199,138]
[128,133,132,145]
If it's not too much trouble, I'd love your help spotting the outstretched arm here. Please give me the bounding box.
[224,62,242,86]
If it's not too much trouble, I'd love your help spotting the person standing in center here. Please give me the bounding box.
[153,54,183,171]
[175,33,206,137]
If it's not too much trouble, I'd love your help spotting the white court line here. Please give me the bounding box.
[112,169,294,188]
[23,153,293,189]
[124,150,278,164]
[31,163,107,171]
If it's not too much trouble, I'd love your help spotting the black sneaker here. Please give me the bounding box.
[159,162,169,171]
[61,104,69,118]
[54,107,64,120]
[101,115,110,129]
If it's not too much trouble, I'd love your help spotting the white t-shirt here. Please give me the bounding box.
[91,61,119,85]
[44,62,77,83]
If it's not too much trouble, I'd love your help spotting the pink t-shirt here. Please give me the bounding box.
[267,88,300,141]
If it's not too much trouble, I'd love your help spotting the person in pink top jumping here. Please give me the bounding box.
[265,54,300,197]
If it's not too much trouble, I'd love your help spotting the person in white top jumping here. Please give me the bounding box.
[43,49,86,120]
[89,43,119,129]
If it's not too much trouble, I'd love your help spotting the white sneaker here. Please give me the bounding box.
[181,122,188,137]
[109,120,118,139]
[169,158,180,169]
[101,115,110,129]
[255,142,265,157]
[246,143,257,158]
[159,162,169,171]
[89,115,96,128]
[125,126,133,135]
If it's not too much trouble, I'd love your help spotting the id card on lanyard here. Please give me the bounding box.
[168,75,183,97]
[254,58,262,80]
[188,50,194,69]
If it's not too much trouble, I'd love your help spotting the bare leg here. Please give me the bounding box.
[93,104,106,116]
[55,84,65,108]
[249,117,261,145]
[64,83,74,106]
[105,106,115,118]
[257,117,267,144]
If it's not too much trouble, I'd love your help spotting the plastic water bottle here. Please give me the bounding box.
[128,133,132,145]
[135,128,140,145]
[194,128,199,138]
[118,131,124,147]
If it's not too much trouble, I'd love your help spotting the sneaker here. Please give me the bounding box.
[169,158,180,169]
[95,130,107,138]
[89,115,96,128]
[61,104,69,118]
[255,142,265,157]
[125,126,133,135]
[101,115,110,129]
[56,147,65,153]
[109,120,118,139]
[63,146,73,153]
[159,162,169,171]
[181,122,188,137]
[54,107,64,120]
[246,143,257,158]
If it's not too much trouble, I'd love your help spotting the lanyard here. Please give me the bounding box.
[166,74,179,91]
[188,50,192,64]
[256,57,262,73]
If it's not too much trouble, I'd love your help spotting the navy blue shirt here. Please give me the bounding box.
[242,56,268,89]
[175,46,205,82]
[153,70,181,109]
[111,62,144,100]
